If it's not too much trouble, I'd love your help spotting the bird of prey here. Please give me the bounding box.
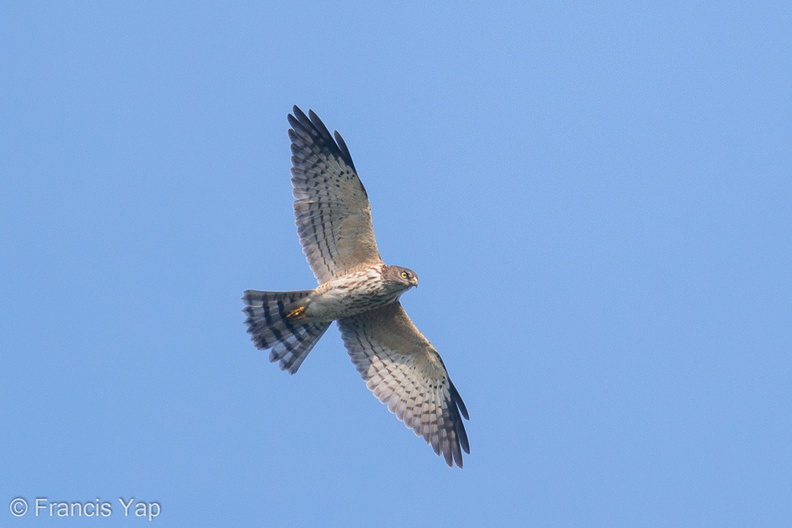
[243,106,469,467]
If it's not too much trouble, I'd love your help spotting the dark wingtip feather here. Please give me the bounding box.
[450,380,469,421]
[449,380,470,464]
[287,106,357,173]
[290,105,308,123]
[333,130,358,174]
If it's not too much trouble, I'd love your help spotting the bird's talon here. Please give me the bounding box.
[287,306,307,319]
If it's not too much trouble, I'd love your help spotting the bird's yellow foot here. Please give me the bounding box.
[287,305,307,319]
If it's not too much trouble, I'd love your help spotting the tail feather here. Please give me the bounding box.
[242,290,330,374]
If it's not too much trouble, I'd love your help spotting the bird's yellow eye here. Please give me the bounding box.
[400,271,409,279]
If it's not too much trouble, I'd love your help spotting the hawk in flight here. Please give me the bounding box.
[243,107,470,467]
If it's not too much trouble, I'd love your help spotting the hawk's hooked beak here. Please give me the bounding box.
[410,276,419,287]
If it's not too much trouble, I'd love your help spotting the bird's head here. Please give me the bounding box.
[385,265,419,290]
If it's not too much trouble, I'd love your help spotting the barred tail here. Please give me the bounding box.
[242,290,331,374]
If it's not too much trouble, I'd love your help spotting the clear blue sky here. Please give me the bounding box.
[2,2,791,526]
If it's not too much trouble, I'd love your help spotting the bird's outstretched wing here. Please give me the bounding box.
[288,106,381,284]
[337,303,470,467]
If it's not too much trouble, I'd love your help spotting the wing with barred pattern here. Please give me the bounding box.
[337,302,470,467]
[288,106,381,284]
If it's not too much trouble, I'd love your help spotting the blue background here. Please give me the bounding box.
[2,2,791,526]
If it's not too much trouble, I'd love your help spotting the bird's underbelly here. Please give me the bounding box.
[303,275,403,321]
